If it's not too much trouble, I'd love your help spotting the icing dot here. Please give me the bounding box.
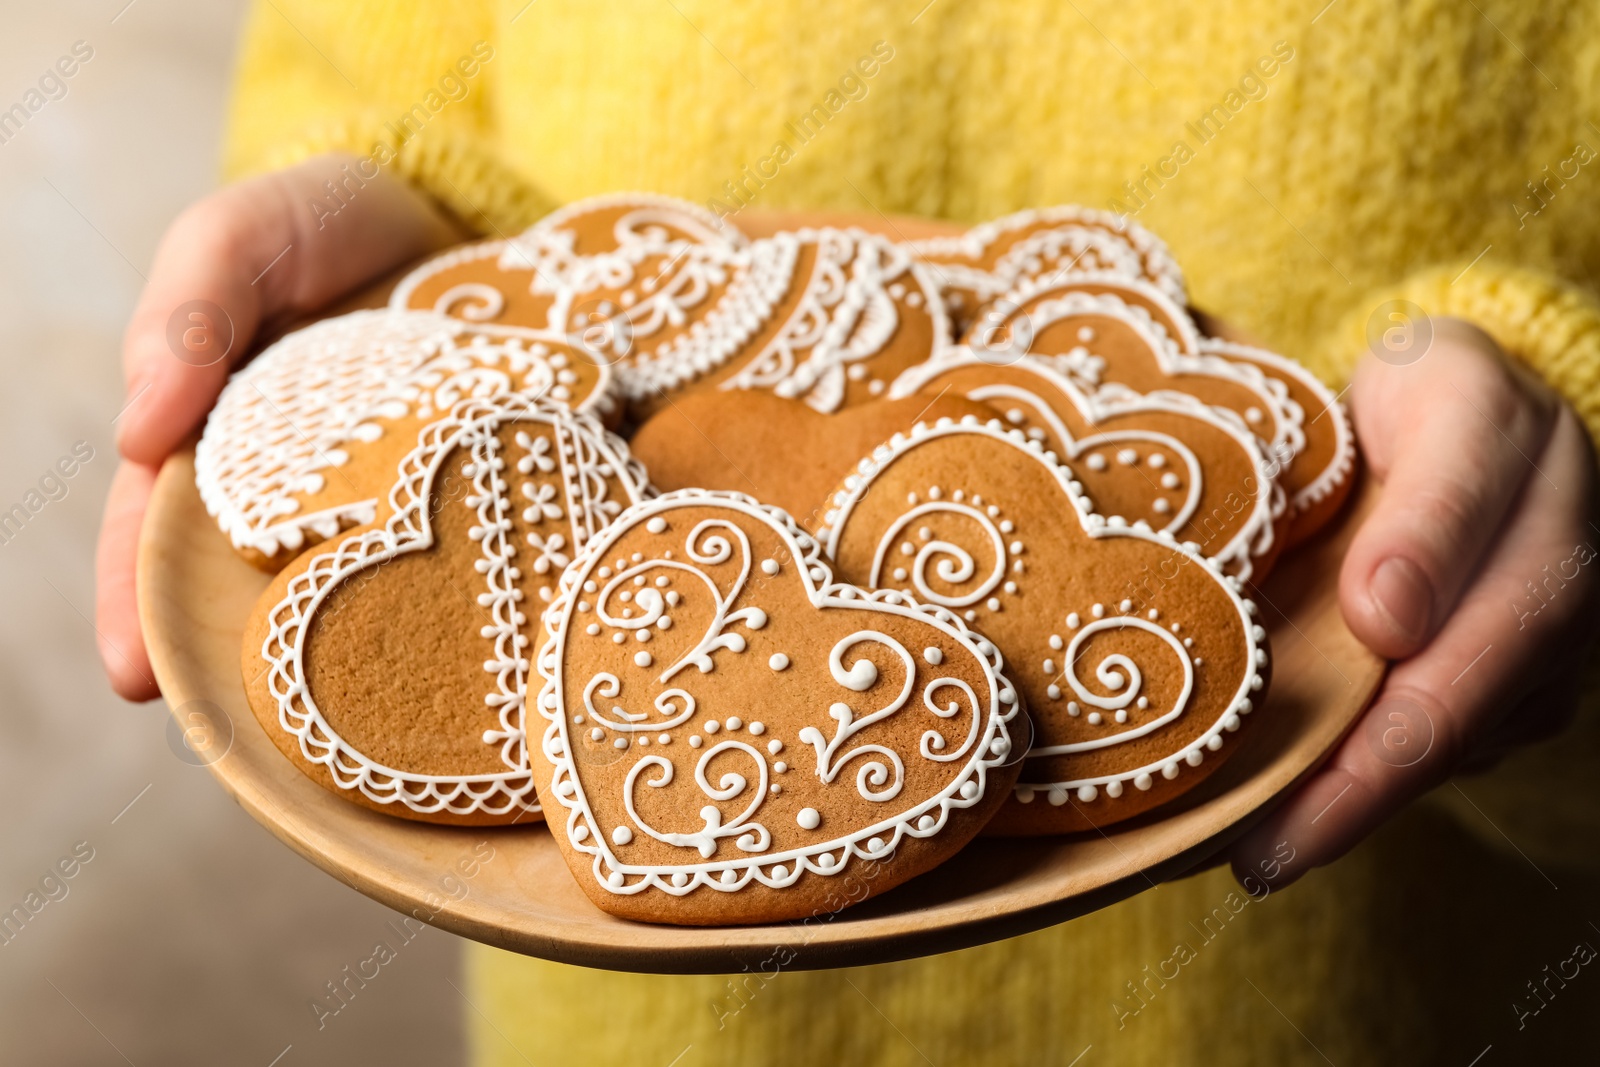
[1067,613,1081,629]
[689,735,703,748]
[1135,773,1154,791]
[769,654,790,671]
[1043,658,1056,674]
[1107,780,1124,798]
[917,814,937,831]
[767,739,783,755]
[1077,326,1095,342]
[655,576,670,588]
[959,780,979,800]
[1246,406,1263,423]
[705,720,720,734]
[1115,710,1128,723]
[645,517,667,534]
[797,808,821,830]
[868,836,887,853]
[774,761,788,773]
[727,716,743,730]
[1078,784,1098,802]
[749,722,765,735]
[1088,712,1103,725]
[636,629,652,643]
[1161,472,1181,489]
[1148,609,1160,620]
[892,567,908,581]
[769,784,782,796]
[1119,599,1132,612]
[1049,634,1064,650]
[586,623,601,636]
[1047,684,1062,700]
[761,558,780,575]
[901,541,915,555]
[634,651,653,668]
[612,633,626,644]
[918,526,933,541]
[1148,454,1166,469]
[1092,603,1105,618]
[1004,581,1018,594]
[1085,454,1108,471]
[1068,702,1081,717]
[1153,500,1171,514]
[1137,697,1148,709]
[573,824,589,841]
[986,597,1002,612]
[612,826,633,845]
[671,872,689,887]
[923,647,943,665]
[1116,449,1139,466]
[657,733,670,744]
[589,728,604,741]
[613,737,628,750]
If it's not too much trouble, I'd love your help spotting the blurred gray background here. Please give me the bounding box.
[0,2,463,1062]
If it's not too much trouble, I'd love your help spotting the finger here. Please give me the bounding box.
[95,461,161,702]
[1340,320,1560,658]
[117,155,465,466]
[1234,402,1598,888]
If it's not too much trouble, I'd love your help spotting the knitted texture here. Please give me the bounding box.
[222,2,1600,1063]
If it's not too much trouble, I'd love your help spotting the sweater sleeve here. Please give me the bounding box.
[223,0,551,234]
[1316,260,1600,447]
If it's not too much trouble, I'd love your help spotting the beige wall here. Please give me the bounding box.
[0,3,462,1062]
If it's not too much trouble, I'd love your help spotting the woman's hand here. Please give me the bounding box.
[1231,318,1600,888]
[96,154,467,701]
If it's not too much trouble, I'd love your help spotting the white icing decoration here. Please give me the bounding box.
[534,491,1019,898]
[256,393,647,817]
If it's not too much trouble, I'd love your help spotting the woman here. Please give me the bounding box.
[98,2,1600,1062]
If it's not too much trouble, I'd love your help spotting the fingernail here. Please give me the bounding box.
[1371,557,1432,646]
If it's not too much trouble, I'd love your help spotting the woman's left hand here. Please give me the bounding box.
[1230,317,1600,889]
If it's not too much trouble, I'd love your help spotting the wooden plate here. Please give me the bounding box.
[138,207,1383,972]
[139,446,1380,973]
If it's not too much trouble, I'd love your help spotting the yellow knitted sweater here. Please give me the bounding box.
[226,2,1600,1063]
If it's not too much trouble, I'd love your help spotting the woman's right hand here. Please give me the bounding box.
[96,153,468,701]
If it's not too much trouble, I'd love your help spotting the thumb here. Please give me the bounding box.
[1339,319,1559,659]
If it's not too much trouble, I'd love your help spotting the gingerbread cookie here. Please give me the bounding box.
[974,271,1354,542]
[968,277,1304,477]
[395,225,949,420]
[243,394,651,825]
[888,347,1284,580]
[196,309,614,570]
[628,390,996,529]
[907,205,1187,330]
[1199,337,1356,546]
[532,490,1024,924]
[388,194,749,339]
[820,417,1268,833]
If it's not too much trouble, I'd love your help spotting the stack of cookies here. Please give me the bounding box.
[195,194,1355,926]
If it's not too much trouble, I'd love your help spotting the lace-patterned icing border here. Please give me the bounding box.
[533,489,1023,897]
[257,393,650,817]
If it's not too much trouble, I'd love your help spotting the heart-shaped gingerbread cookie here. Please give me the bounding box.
[394,224,948,420]
[888,346,1285,580]
[819,417,1268,833]
[244,394,651,825]
[197,309,615,570]
[975,271,1355,542]
[532,490,1023,924]
[908,206,1187,328]
[626,390,996,529]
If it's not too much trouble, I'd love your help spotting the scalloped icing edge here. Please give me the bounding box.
[885,345,1284,581]
[532,488,1025,898]
[906,204,1189,306]
[815,415,1268,805]
[256,393,650,818]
